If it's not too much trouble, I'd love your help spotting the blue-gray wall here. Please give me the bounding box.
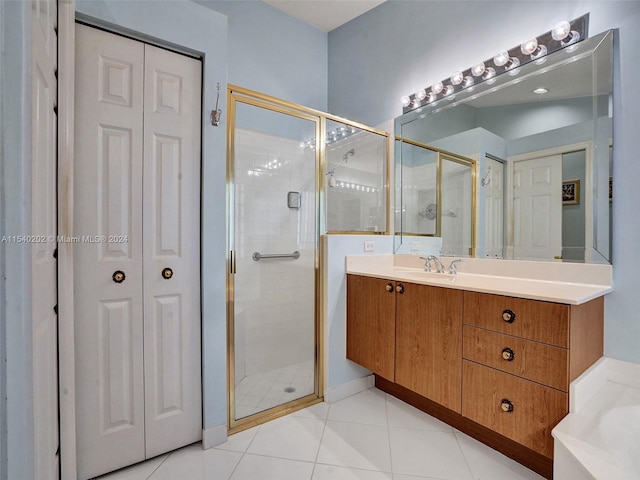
[197,0,328,111]
[329,0,640,364]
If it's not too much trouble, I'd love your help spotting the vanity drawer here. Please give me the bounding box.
[463,291,569,347]
[463,326,569,391]
[462,361,567,458]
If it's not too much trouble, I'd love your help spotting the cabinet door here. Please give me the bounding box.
[395,283,463,412]
[346,275,396,381]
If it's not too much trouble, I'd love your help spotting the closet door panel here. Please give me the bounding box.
[142,44,202,458]
[74,24,145,480]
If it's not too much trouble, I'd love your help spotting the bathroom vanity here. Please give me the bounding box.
[345,255,611,479]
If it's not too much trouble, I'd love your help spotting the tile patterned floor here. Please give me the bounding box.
[97,388,545,480]
[234,360,315,419]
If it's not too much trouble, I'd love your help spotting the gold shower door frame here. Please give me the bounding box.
[226,85,325,433]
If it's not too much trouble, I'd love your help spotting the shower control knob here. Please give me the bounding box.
[501,347,515,361]
[162,267,174,280]
[501,398,514,413]
[502,309,516,323]
[396,284,405,294]
[385,283,394,293]
[112,270,125,283]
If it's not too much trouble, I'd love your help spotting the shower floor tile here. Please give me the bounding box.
[235,359,315,418]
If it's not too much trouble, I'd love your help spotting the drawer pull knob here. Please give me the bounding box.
[502,309,516,323]
[501,347,515,361]
[385,283,394,293]
[501,399,514,413]
[396,284,405,294]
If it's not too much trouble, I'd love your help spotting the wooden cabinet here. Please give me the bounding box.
[346,275,396,381]
[462,291,604,459]
[346,272,605,478]
[346,275,463,410]
[395,284,462,412]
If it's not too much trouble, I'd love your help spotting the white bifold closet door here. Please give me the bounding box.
[74,24,202,480]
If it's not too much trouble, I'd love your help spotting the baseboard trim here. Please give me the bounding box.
[323,375,374,404]
[202,424,227,449]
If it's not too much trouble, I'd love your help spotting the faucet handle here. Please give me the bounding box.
[419,256,432,272]
[448,258,462,274]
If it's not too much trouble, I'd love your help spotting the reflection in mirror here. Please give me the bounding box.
[395,30,613,263]
[394,139,475,257]
[325,120,388,233]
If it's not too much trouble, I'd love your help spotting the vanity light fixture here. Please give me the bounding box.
[401,13,589,113]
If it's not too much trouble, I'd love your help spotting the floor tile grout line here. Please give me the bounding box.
[225,424,262,480]
[452,430,479,480]
[384,393,395,476]
[145,449,175,479]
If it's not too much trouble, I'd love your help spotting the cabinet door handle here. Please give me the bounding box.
[385,283,394,293]
[396,284,405,294]
[501,347,515,361]
[502,309,516,323]
[500,398,514,413]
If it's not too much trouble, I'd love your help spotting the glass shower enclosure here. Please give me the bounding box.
[227,88,321,430]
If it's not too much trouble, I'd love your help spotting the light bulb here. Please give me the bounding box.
[431,81,444,94]
[462,76,474,88]
[426,92,437,103]
[552,21,571,41]
[443,85,454,97]
[401,96,411,107]
[531,44,548,62]
[521,38,538,55]
[505,57,520,71]
[450,71,463,85]
[471,62,485,77]
[416,89,427,101]
[493,51,510,67]
[482,67,496,81]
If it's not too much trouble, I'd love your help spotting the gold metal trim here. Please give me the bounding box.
[226,86,326,433]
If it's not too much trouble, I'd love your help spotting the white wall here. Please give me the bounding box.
[1,1,37,477]
[329,1,640,364]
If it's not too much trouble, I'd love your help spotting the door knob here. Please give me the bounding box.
[112,270,125,283]
[162,267,173,280]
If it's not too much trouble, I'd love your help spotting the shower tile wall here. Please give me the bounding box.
[402,162,436,234]
[234,128,316,383]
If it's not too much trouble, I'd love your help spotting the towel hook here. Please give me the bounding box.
[211,82,223,126]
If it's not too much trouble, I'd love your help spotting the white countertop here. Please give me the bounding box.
[346,255,612,305]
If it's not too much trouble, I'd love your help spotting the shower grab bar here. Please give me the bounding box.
[252,250,300,261]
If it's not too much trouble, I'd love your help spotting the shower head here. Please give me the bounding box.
[343,148,355,162]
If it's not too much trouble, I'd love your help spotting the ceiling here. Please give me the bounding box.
[261,0,386,32]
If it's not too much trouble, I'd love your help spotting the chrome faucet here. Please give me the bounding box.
[448,258,462,275]
[420,255,445,273]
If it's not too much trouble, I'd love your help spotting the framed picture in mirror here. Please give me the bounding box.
[562,179,580,205]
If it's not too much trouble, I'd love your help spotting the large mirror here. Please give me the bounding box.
[395,30,613,263]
